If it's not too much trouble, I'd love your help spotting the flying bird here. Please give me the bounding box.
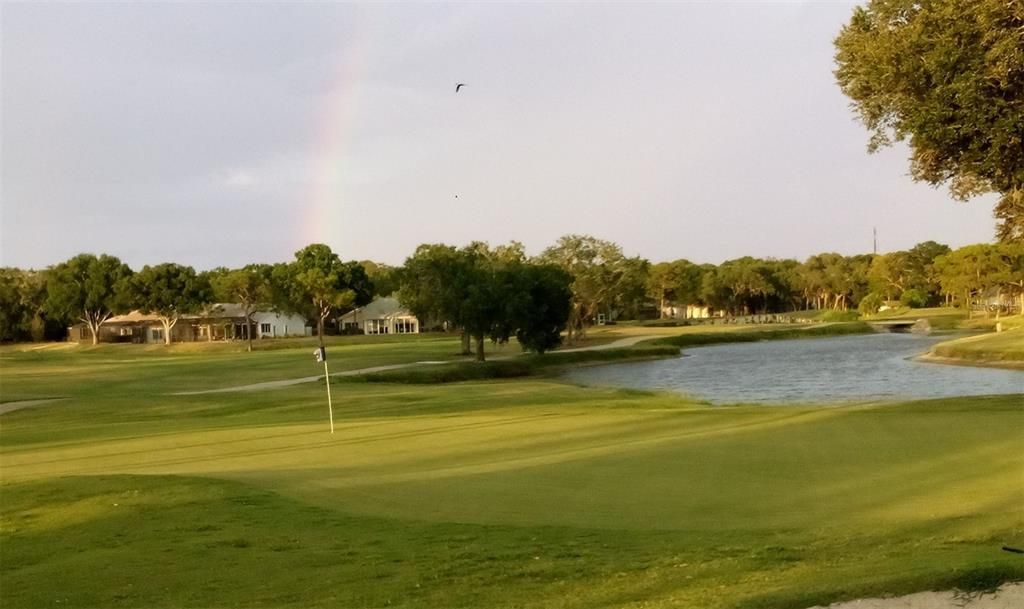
[455,83,466,93]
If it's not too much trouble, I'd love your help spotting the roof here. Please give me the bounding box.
[338,297,415,322]
[106,304,281,324]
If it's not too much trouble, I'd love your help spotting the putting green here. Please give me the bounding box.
[1,341,1022,608]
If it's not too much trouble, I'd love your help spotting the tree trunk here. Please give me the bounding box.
[162,319,173,345]
[460,330,471,355]
[86,321,99,345]
[317,316,325,348]
[474,334,485,362]
[247,315,254,353]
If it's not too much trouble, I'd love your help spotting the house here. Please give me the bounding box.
[336,297,420,335]
[68,304,310,344]
[659,304,716,319]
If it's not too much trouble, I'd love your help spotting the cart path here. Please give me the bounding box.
[171,334,663,396]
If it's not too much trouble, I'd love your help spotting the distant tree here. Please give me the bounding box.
[768,258,805,312]
[131,263,209,345]
[932,244,1022,317]
[798,253,857,311]
[511,264,573,354]
[899,289,928,309]
[712,258,777,315]
[905,241,952,305]
[360,261,400,297]
[858,292,885,316]
[398,243,476,354]
[46,254,133,345]
[537,235,634,342]
[868,252,910,302]
[279,244,373,348]
[211,265,273,352]
[0,268,47,342]
[647,262,679,318]
[457,255,572,361]
[835,0,1024,242]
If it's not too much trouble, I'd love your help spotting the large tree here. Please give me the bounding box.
[510,264,573,355]
[834,0,1024,242]
[0,268,52,342]
[46,254,133,345]
[278,244,373,347]
[360,261,400,298]
[211,265,273,352]
[398,244,475,354]
[537,235,637,342]
[131,263,209,345]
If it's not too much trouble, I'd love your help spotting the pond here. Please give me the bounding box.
[562,333,1024,405]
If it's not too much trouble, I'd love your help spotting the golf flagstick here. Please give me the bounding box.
[315,347,334,433]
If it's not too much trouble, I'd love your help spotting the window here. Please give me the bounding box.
[366,319,389,335]
[260,323,272,334]
[394,319,416,334]
[151,328,164,342]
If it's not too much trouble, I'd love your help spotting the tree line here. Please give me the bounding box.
[2,237,1021,351]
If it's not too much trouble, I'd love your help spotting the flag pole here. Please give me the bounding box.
[314,347,334,434]
[324,359,334,434]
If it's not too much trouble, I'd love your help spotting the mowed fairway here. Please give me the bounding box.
[1,339,1022,608]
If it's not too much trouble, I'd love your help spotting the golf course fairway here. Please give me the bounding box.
[1,340,1022,608]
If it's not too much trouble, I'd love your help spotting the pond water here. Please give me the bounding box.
[563,333,1024,405]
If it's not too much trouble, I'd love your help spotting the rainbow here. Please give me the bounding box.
[304,24,367,249]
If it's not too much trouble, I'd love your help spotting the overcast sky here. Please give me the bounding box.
[0,1,1000,271]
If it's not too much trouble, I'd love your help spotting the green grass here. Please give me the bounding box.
[868,307,967,330]
[924,315,1024,364]
[1,334,1022,608]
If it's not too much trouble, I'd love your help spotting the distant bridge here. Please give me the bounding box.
[867,319,931,334]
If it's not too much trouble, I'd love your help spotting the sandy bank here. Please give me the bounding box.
[808,581,1023,609]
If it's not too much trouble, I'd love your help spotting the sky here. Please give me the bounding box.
[0,1,1001,271]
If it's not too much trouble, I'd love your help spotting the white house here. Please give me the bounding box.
[659,304,715,319]
[252,310,311,338]
[337,297,420,335]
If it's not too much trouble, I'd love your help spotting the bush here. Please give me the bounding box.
[858,293,884,315]
[899,289,928,308]
[820,310,861,322]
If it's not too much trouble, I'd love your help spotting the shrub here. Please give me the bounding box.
[858,293,884,315]
[820,310,861,322]
[899,289,928,308]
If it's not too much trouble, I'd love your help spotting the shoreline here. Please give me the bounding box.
[807,581,1023,609]
[914,352,1024,371]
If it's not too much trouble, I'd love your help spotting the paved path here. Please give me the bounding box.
[554,334,661,353]
[170,334,663,396]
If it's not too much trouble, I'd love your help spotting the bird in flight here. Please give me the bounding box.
[455,83,466,93]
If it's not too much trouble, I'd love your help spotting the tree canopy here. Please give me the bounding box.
[834,0,1024,242]
[277,244,373,347]
[46,254,134,345]
[211,265,273,352]
[131,263,209,345]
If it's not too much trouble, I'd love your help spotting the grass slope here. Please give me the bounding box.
[927,315,1024,365]
[1,334,1022,608]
